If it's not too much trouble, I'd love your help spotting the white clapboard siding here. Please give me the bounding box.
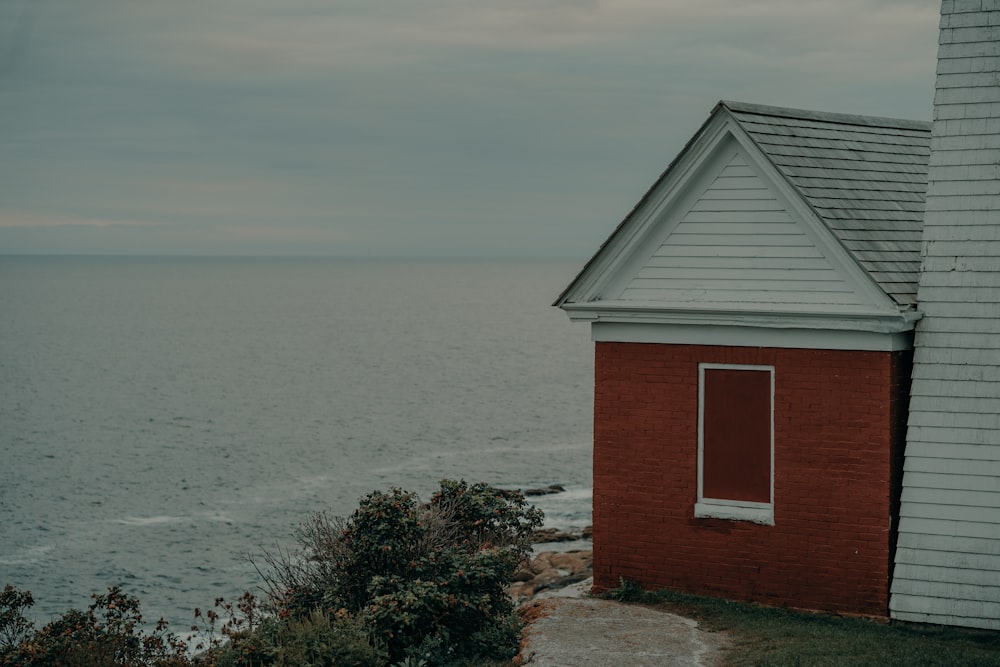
[619,154,868,308]
[891,1,1000,630]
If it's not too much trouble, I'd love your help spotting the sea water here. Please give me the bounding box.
[0,256,594,629]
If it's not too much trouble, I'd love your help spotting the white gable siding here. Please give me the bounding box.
[619,154,869,310]
[891,1,1000,630]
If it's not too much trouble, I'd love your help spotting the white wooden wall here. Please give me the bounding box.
[890,0,1000,630]
[621,153,869,310]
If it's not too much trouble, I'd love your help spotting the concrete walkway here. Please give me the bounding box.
[518,580,730,666]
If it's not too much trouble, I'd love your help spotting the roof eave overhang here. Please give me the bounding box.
[562,301,921,335]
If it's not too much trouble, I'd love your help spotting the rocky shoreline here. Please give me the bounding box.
[509,524,593,603]
[510,547,593,603]
[502,485,594,602]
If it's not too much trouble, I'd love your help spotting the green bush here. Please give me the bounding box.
[205,610,386,667]
[0,585,190,667]
[0,586,35,655]
[2,479,540,667]
[259,479,542,665]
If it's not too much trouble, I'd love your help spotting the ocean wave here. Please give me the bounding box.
[115,515,186,526]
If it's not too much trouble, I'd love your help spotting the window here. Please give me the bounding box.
[695,363,774,525]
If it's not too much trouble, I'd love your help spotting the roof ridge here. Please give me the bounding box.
[718,100,932,132]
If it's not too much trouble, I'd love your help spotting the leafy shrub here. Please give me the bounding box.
[205,609,386,667]
[0,586,35,655]
[0,585,190,667]
[1,479,539,667]
[258,479,543,665]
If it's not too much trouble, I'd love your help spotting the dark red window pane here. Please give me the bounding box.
[702,368,771,503]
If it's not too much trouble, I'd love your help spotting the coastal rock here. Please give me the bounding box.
[523,484,566,496]
[548,551,590,574]
[531,525,593,544]
[509,550,593,603]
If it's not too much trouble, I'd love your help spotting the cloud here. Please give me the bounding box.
[0,0,940,257]
[0,213,160,229]
[131,0,936,81]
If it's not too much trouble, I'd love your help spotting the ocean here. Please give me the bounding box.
[0,256,594,631]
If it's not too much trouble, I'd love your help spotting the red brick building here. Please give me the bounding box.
[555,101,930,617]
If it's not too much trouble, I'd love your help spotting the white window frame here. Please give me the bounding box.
[695,363,775,525]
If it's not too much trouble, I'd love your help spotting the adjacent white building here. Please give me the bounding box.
[890,0,1000,631]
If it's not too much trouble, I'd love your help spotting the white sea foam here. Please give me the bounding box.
[0,545,53,566]
[116,516,186,526]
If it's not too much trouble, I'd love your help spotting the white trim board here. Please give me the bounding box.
[592,322,914,352]
[696,363,776,525]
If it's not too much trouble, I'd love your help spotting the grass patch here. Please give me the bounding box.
[603,580,1000,666]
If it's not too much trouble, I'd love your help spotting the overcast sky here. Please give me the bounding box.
[0,0,939,258]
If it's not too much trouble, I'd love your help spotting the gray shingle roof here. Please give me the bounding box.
[721,101,932,305]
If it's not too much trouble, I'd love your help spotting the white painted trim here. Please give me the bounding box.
[564,302,920,336]
[592,321,915,352]
[694,500,775,525]
[697,363,776,526]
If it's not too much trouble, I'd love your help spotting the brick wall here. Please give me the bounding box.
[592,342,911,617]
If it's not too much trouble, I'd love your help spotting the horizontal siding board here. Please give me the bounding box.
[674,222,800,235]
[906,426,1000,446]
[903,470,1000,491]
[920,240,1000,256]
[903,441,1000,461]
[905,459,1000,478]
[633,266,843,282]
[921,223,1000,240]
[911,299,1000,316]
[907,409,1000,430]
[679,211,795,225]
[899,502,1000,522]
[904,378,1000,397]
[924,193,1000,210]
[900,486,1000,509]
[922,255,1000,271]
[689,198,784,212]
[697,187,774,201]
[890,594,1000,624]
[653,244,825,259]
[896,532,1000,557]
[897,516,1000,539]
[667,234,814,247]
[895,548,1000,572]
[618,287,864,305]
[707,176,774,190]
[910,358,1000,377]
[625,277,854,293]
[937,50,1000,71]
[911,331,1000,349]
[890,574,1000,601]
[917,285,1000,302]
[644,255,838,270]
[920,271,1000,289]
